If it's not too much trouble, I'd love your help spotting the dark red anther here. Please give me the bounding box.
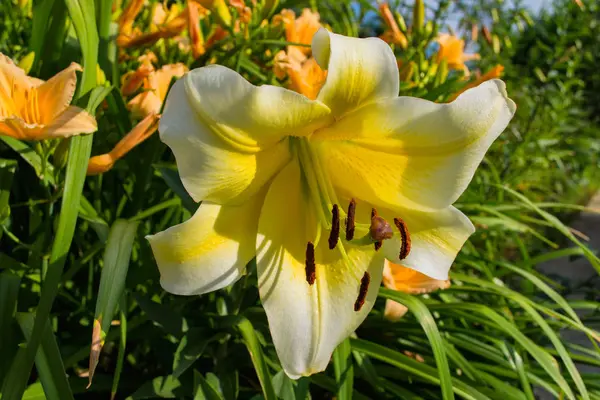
[345,199,356,240]
[305,242,316,285]
[354,272,371,312]
[394,217,411,260]
[328,204,340,250]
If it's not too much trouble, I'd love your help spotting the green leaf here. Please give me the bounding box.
[93,219,138,334]
[0,0,99,392]
[0,159,16,223]
[133,292,188,337]
[272,371,296,400]
[22,382,46,400]
[236,317,277,400]
[172,330,227,378]
[111,295,128,400]
[128,375,184,399]
[499,186,600,273]
[379,289,454,400]
[153,164,198,213]
[78,196,109,242]
[16,313,75,400]
[333,338,354,400]
[350,338,491,400]
[0,137,55,185]
[0,271,20,380]
[89,219,138,386]
[193,371,225,400]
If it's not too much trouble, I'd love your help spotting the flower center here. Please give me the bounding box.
[293,137,412,309]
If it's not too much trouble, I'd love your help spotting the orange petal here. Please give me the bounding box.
[0,53,41,118]
[42,106,97,139]
[384,299,409,321]
[379,3,407,49]
[382,260,449,322]
[294,9,321,50]
[128,91,162,117]
[150,63,187,103]
[0,116,44,140]
[36,63,82,124]
[119,0,145,35]
[121,64,154,96]
[87,154,115,175]
[448,65,504,102]
[87,113,159,175]
[188,1,206,58]
[382,260,450,294]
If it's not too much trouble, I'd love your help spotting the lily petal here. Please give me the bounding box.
[147,192,264,295]
[0,116,43,140]
[36,63,82,124]
[312,28,399,116]
[379,205,474,280]
[313,80,516,211]
[159,65,332,204]
[42,106,97,138]
[257,161,384,378]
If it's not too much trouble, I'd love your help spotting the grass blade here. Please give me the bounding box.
[350,338,490,400]
[16,313,75,400]
[89,219,139,386]
[379,288,455,400]
[236,317,277,400]
[333,337,354,400]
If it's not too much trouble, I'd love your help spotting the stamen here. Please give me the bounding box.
[394,217,412,260]
[305,242,316,285]
[345,199,356,240]
[328,204,340,250]
[354,272,371,312]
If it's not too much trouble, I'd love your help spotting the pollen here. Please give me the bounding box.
[328,204,340,250]
[354,272,371,312]
[394,217,412,260]
[345,198,356,240]
[305,242,316,285]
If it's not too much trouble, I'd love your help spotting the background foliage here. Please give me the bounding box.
[0,0,599,399]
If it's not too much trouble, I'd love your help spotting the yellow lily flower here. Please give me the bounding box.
[0,54,97,141]
[125,61,188,117]
[87,113,160,175]
[382,260,450,321]
[436,33,480,75]
[147,29,515,378]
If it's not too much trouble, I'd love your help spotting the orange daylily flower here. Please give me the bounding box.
[276,8,321,56]
[121,53,156,96]
[448,65,504,102]
[379,3,408,49]
[187,0,207,58]
[382,260,450,321]
[0,54,97,141]
[273,9,327,99]
[229,0,252,24]
[87,113,160,175]
[286,53,327,100]
[436,33,480,75]
[117,0,187,49]
[124,57,187,117]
